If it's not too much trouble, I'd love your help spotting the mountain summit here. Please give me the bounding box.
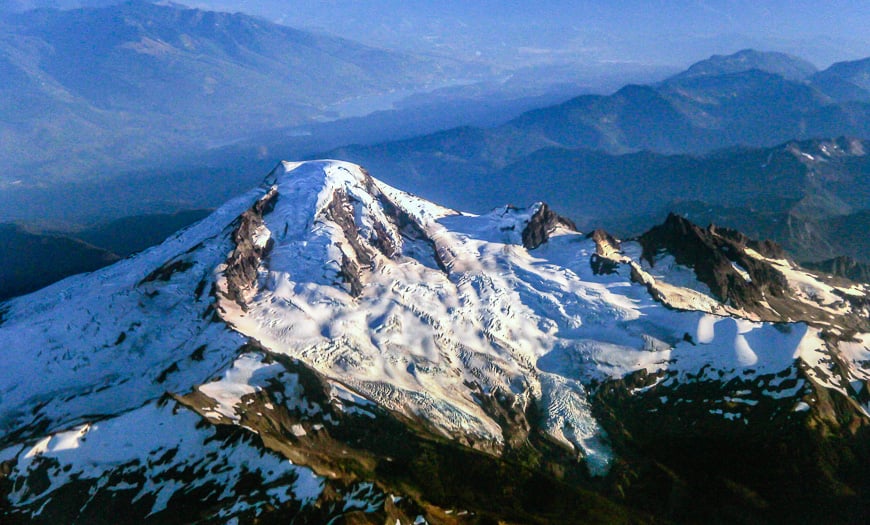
[667,49,818,82]
[1,161,869,523]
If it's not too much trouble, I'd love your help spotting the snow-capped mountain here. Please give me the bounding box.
[1,160,868,523]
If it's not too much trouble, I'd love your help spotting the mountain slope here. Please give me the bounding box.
[0,0,457,185]
[426,49,866,159]
[0,223,120,300]
[1,160,869,523]
[73,209,214,257]
[811,56,870,102]
[504,66,845,155]
[804,256,870,283]
[667,48,818,82]
[0,210,217,302]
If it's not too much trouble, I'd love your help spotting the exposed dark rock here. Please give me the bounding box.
[804,256,870,284]
[522,203,577,250]
[321,189,375,297]
[372,189,425,240]
[139,259,194,284]
[372,194,426,243]
[193,277,208,299]
[362,166,452,275]
[371,219,400,259]
[590,254,619,275]
[639,213,789,313]
[588,229,622,275]
[323,189,374,268]
[590,364,870,525]
[711,224,788,260]
[588,229,622,254]
[634,214,870,330]
[832,289,870,322]
[189,345,206,362]
[337,250,365,297]
[374,190,451,274]
[223,187,279,309]
[155,363,179,384]
[321,173,453,293]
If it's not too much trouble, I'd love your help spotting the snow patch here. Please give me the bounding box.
[793,401,811,412]
[3,401,324,518]
[198,353,283,422]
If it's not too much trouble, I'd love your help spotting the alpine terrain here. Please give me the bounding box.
[1,161,869,523]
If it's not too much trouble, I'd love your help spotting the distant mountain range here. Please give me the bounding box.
[0,0,467,184]
[334,136,870,263]
[668,48,819,81]
[5,136,870,302]
[325,50,870,263]
[351,49,870,160]
[5,46,870,263]
[812,56,870,100]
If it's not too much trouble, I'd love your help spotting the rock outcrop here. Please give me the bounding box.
[638,213,790,313]
[521,203,577,249]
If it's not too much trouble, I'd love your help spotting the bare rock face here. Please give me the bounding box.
[711,224,787,260]
[223,187,279,308]
[805,256,870,284]
[588,229,621,253]
[521,203,577,250]
[322,188,374,297]
[639,213,790,312]
[588,230,622,275]
[635,213,870,330]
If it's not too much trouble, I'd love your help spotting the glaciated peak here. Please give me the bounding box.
[268,159,370,188]
[264,160,454,237]
[3,160,870,524]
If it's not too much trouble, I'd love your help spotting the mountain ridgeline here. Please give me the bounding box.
[332,49,870,167]
[0,0,466,184]
[0,224,119,300]
[2,47,870,296]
